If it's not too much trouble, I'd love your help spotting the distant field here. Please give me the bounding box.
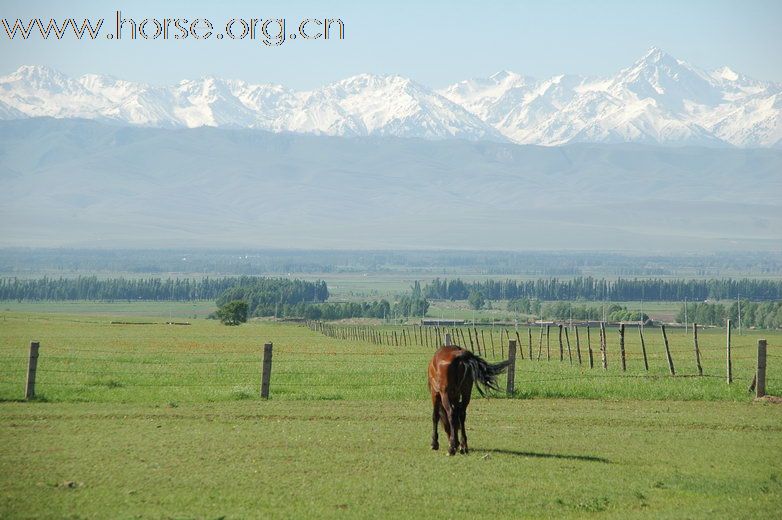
[426,299,682,323]
[0,298,689,325]
[0,301,216,319]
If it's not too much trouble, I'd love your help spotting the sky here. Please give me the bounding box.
[1,0,781,89]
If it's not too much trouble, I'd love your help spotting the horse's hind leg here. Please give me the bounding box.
[459,384,471,454]
[431,393,441,450]
[459,400,470,454]
[442,394,459,456]
[439,403,451,440]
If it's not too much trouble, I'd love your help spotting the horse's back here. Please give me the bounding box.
[428,346,468,393]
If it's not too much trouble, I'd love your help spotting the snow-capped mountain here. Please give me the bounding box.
[0,66,502,142]
[440,48,782,147]
[1,48,780,146]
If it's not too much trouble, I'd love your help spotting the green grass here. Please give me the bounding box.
[1,306,781,518]
[1,399,781,519]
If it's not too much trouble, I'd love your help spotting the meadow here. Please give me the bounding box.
[1,304,781,518]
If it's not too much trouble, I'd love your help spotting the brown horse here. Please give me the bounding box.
[428,345,510,455]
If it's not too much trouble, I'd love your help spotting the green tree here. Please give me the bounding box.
[468,290,485,310]
[217,300,248,326]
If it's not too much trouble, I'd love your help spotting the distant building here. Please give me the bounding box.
[421,318,465,326]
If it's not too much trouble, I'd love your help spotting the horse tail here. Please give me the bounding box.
[460,351,511,396]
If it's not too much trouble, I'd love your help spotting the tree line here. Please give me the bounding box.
[0,276,328,302]
[536,302,648,322]
[216,280,429,320]
[425,277,782,302]
[677,301,782,329]
[231,296,430,321]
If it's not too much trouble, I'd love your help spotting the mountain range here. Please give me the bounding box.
[1,48,780,147]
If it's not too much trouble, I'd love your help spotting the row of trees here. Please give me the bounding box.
[538,302,648,322]
[215,280,429,321]
[506,298,543,315]
[0,276,329,302]
[425,277,782,302]
[217,297,430,321]
[676,301,782,329]
[215,279,328,315]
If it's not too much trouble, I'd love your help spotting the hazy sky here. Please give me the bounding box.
[2,0,781,88]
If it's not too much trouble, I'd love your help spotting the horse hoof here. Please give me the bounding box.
[448,448,457,456]
[431,443,439,451]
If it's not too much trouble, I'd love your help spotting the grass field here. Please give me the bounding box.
[0,310,779,402]
[2,399,781,519]
[0,301,217,319]
[1,305,781,518]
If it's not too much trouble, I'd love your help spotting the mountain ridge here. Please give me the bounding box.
[1,48,780,147]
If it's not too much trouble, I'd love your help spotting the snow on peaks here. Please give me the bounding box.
[8,65,80,93]
[714,66,739,82]
[640,46,670,63]
[0,49,780,147]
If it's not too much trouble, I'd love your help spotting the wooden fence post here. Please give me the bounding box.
[619,324,626,372]
[587,325,594,369]
[537,325,544,361]
[444,333,452,346]
[514,330,523,360]
[756,339,767,398]
[726,320,732,384]
[574,326,582,365]
[506,340,517,396]
[693,323,703,376]
[528,327,533,360]
[558,324,564,362]
[260,342,273,399]
[600,322,607,370]
[564,326,573,365]
[546,324,551,361]
[660,325,675,376]
[25,341,40,400]
[639,325,649,371]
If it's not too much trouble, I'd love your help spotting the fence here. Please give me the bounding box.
[3,322,776,401]
[307,320,779,394]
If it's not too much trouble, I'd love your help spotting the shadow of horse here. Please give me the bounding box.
[472,448,609,464]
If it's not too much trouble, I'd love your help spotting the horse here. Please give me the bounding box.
[427,344,510,455]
